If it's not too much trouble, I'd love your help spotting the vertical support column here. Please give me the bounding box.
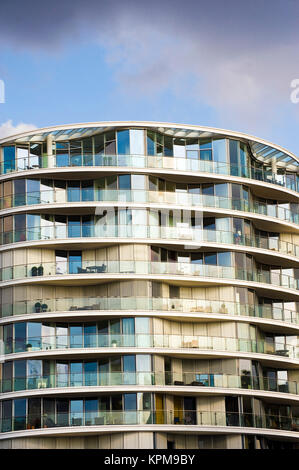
[271,157,277,183]
[47,134,54,168]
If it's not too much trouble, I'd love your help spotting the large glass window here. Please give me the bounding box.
[70,325,83,348]
[117,130,130,155]
[70,140,82,166]
[70,362,83,387]
[27,179,40,205]
[14,398,26,430]
[27,322,41,350]
[85,399,98,425]
[68,216,81,238]
[28,398,41,429]
[56,143,69,167]
[67,181,80,202]
[84,324,97,348]
[84,362,98,386]
[14,179,26,206]
[130,129,145,155]
[15,322,26,353]
[82,180,94,201]
[14,360,26,391]
[3,146,15,174]
[14,213,26,242]
[56,399,69,426]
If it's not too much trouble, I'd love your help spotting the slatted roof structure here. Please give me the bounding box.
[1,121,298,171]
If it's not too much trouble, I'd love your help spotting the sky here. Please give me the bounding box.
[1,0,299,154]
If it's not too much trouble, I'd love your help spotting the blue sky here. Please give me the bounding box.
[1,0,299,155]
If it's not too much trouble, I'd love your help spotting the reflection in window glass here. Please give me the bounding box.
[130,129,144,155]
[117,130,130,155]
[3,146,16,174]
[56,143,69,167]
[213,139,227,163]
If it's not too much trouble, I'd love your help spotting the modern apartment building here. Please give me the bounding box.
[0,122,298,449]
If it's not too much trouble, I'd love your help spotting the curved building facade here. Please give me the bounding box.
[0,121,299,449]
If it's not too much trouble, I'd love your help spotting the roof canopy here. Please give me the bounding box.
[1,121,298,171]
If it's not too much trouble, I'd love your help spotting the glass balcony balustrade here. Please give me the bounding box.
[1,371,298,395]
[2,296,298,324]
[1,409,299,433]
[1,153,298,194]
[2,225,299,258]
[4,332,298,359]
[1,189,298,225]
[2,260,298,291]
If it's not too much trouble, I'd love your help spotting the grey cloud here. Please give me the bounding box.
[1,0,299,136]
[1,0,299,50]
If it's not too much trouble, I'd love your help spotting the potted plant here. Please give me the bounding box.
[26,343,32,351]
[241,369,251,389]
[35,302,42,313]
[111,339,118,347]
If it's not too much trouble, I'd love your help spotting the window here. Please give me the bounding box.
[3,146,15,174]
[117,130,130,155]
[56,143,69,167]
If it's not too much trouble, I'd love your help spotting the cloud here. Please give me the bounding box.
[0,120,37,139]
[1,0,299,134]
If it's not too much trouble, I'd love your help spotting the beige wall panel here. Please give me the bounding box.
[153,355,165,384]
[107,245,119,261]
[170,320,181,335]
[163,319,171,335]
[191,287,206,299]
[210,396,225,412]
[213,436,227,449]
[172,358,183,380]
[155,432,167,449]
[226,435,242,449]
[84,436,99,449]
[185,435,198,449]
[180,287,191,299]
[2,286,13,303]
[193,323,207,336]
[82,249,95,261]
[153,318,164,335]
[205,287,220,301]
[165,394,174,413]
[221,321,236,338]
[162,283,169,297]
[124,432,139,449]
[120,280,133,297]
[69,437,85,449]
[98,434,111,449]
[120,244,133,260]
[209,359,223,374]
[207,322,221,337]
[110,433,123,449]
[13,248,27,266]
[181,322,193,335]
[195,359,209,373]
[2,250,12,267]
[218,286,235,301]
[288,370,299,382]
[96,247,107,261]
[97,284,108,296]
[174,435,186,449]
[221,359,238,374]
[107,282,120,297]
[27,248,42,264]
[134,244,149,261]
[280,233,293,243]
[41,249,55,263]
